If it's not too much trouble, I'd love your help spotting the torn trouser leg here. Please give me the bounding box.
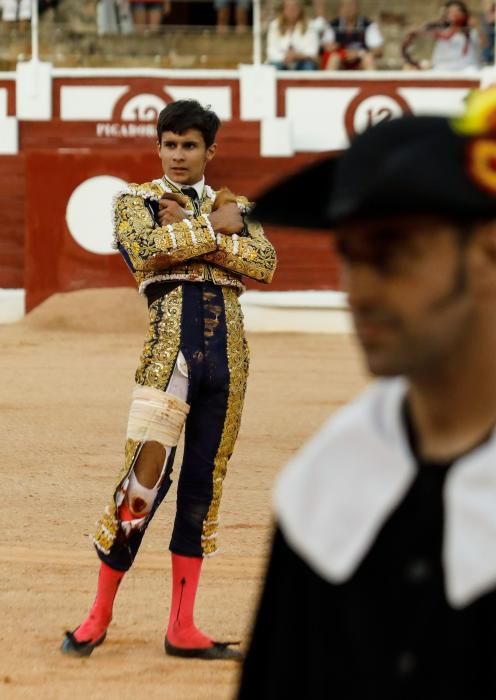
[93,368,189,570]
[118,374,189,534]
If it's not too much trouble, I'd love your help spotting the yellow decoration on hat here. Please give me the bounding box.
[453,86,496,135]
[467,139,496,194]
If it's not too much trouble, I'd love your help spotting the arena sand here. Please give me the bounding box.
[0,288,367,700]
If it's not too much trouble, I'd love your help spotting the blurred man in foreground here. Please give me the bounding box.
[238,89,496,698]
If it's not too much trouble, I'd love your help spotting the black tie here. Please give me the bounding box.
[182,187,201,216]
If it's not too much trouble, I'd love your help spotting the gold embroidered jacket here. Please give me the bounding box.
[113,179,277,294]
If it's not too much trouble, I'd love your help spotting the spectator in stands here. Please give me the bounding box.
[2,0,31,31]
[215,0,251,34]
[267,0,319,71]
[480,0,495,65]
[97,0,133,35]
[312,0,327,37]
[403,1,481,72]
[320,0,383,71]
[129,0,170,32]
[38,0,58,17]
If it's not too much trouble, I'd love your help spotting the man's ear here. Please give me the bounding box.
[206,142,217,162]
[470,220,496,298]
[156,141,161,158]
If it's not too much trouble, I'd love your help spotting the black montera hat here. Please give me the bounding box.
[254,94,496,229]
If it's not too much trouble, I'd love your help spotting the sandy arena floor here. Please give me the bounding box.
[0,289,367,700]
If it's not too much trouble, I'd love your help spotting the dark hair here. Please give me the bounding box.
[444,1,470,24]
[156,100,221,147]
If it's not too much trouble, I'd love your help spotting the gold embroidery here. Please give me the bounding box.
[201,287,249,555]
[203,219,277,284]
[138,270,245,296]
[93,288,183,555]
[135,286,183,390]
[115,192,217,273]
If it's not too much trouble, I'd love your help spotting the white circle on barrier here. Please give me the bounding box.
[66,175,128,255]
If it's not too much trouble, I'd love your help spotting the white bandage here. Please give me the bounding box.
[127,384,190,446]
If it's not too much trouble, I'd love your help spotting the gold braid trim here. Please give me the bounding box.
[116,190,217,273]
[135,285,183,390]
[203,220,277,284]
[93,438,141,555]
[143,214,217,271]
[201,287,249,555]
[93,287,183,555]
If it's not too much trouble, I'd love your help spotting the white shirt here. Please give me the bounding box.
[431,29,480,71]
[266,19,320,64]
[163,175,205,199]
[311,15,328,38]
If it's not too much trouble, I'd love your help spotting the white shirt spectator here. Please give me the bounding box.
[431,29,480,71]
[267,18,320,64]
[97,0,134,35]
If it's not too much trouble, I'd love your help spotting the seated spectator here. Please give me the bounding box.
[215,0,251,34]
[402,1,480,72]
[267,0,319,71]
[311,0,327,37]
[480,0,495,65]
[38,0,58,16]
[2,0,31,31]
[321,0,383,71]
[129,0,170,32]
[97,0,133,35]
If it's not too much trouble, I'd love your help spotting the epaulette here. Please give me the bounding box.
[115,181,166,202]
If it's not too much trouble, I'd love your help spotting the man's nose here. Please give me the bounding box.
[172,148,185,160]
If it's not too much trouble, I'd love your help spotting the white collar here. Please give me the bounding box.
[274,378,496,609]
[162,175,205,199]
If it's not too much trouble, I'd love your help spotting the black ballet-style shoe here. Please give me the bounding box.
[164,637,244,661]
[60,630,107,658]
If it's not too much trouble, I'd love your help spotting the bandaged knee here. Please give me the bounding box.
[120,359,190,535]
[126,384,190,445]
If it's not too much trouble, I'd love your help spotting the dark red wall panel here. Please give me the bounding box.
[0,155,25,288]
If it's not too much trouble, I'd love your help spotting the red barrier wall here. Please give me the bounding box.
[0,156,25,288]
[1,72,480,304]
